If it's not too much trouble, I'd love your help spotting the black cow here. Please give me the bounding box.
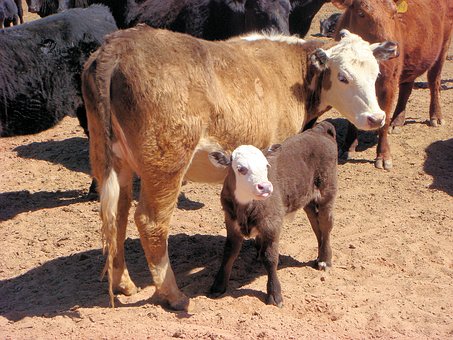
[0,0,19,28]
[289,0,331,37]
[0,5,117,136]
[319,12,340,37]
[26,0,292,37]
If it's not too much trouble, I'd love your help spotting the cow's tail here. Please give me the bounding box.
[82,48,120,307]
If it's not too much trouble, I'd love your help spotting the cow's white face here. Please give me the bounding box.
[209,145,273,205]
[313,30,398,131]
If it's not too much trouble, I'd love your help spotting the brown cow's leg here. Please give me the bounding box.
[111,164,137,296]
[134,175,189,311]
[304,201,332,270]
[390,81,414,134]
[259,233,283,307]
[427,36,451,126]
[375,76,397,170]
[210,216,243,298]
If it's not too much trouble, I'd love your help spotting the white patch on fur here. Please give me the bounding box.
[319,31,386,131]
[231,145,272,205]
[241,32,306,45]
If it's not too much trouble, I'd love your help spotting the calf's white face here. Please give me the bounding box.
[209,145,273,205]
[312,30,398,131]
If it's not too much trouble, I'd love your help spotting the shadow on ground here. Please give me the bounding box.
[424,138,453,196]
[0,234,312,321]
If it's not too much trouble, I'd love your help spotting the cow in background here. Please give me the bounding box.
[0,0,20,28]
[26,0,333,39]
[0,5,117,136]
[82,26,397,310]
[333,0,453,170]
[319,12,340,37]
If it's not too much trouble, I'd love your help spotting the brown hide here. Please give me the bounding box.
[334,0,453,169]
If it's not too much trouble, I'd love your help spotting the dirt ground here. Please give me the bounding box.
[1,3,453,339]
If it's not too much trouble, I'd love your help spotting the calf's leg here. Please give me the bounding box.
[258,232,283,307]
[210,217,243,297]
[304,201,333,270]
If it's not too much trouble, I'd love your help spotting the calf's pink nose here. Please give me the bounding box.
[257,182,273,195]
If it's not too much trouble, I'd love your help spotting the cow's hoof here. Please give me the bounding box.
[208,285,227,299]
[317,261,328,271]
[114,281,138,296]
[389,125,402,134]
[168,293,191,312]
[375,158,392,170]
[266,294,283,308]
[430,118,444,127]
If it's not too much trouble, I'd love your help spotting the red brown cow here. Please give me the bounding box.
[333,0,453,170]
[82,26,397,310]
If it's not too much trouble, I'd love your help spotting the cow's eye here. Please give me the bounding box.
[338,73,349,84]
[357,10,365,17]
[237,166,248,175]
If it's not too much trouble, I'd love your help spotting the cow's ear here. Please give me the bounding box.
[370,41,399,61]
[209,151,231,168]
[331,0,353,10]
[310,48,329,72]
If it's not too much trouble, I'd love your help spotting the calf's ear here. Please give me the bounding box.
[263,144,282,158]
[208,151,231,168]
[371,41,399,61]
[310,48,329,72]
[331,0,353,10]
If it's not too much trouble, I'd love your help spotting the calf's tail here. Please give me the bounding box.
[82,50,120,307]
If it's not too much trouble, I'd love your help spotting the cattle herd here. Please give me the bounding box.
[0,0,451,311]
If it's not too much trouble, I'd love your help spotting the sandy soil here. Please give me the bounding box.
[1,3,453,339]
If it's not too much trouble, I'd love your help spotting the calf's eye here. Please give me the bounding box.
[237,166,248,175]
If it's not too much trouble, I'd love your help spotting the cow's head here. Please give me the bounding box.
[209,145,280,205]
[310,29,398,130]
[26,0,58,16]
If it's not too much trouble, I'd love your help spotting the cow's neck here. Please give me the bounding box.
[303,64,332,129]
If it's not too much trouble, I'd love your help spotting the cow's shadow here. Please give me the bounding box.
[14,137,91,175]
[424,138,453,196]
[0,234,312,321]
[0,189,87,221]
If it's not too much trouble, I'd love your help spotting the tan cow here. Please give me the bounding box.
[82,25,397,310]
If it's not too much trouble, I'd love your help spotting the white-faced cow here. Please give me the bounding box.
[208,121,338,307]
[82,26,397,310]
[0,5,117,136]
[333,0,453,169]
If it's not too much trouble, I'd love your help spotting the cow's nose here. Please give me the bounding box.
[367,115,385,129]
[256,182,273,196]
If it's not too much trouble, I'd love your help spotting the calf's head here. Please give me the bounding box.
[310,29,398,130]
[209,145,280,205]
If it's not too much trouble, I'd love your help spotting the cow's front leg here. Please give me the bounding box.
[210,218,243,298]
[259,235,282,307]
[389,81,414,134]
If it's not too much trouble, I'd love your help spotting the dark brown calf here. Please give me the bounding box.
[334,0,453,170]
[209,121,338,307]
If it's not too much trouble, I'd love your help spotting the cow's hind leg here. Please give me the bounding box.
[389,81,414,134]
[111,161,137,297]
[134,172,189,311]
[427,37,451,126]
[304,201,333,270]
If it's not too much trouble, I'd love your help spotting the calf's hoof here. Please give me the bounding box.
[266,293,283,308]
[375,158,393,170]
[208,284,227,299]
[317,261,329,271]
